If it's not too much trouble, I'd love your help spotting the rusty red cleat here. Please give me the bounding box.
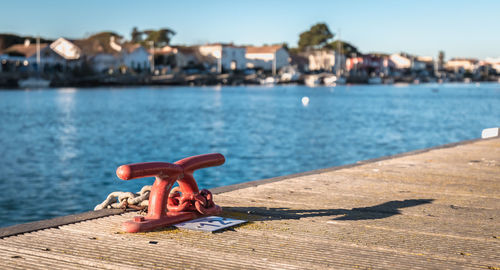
[116,153,225,233]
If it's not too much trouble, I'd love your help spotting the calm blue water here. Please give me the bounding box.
[0,83,499,227]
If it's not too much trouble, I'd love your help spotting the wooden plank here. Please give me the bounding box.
[0,209,124,238]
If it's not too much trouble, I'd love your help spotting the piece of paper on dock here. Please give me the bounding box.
[174,216,247,232]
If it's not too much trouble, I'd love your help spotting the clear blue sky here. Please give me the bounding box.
[1,0,499,59]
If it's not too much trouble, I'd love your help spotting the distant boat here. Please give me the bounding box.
[18,77,51,88]
[323,75,346,86]
[336,76,347,84]
[260,76,277,85]
[304,75,321,87]
[280,66,301,82]
[18,36,51,89]
[383,77,394,84]
[368,76,382,84]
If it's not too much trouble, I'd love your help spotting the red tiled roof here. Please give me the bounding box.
[202,43,243,48]
[246,45,282,54]
[176,46,198,54]
[4,43,48,57]
[448,58,478,63]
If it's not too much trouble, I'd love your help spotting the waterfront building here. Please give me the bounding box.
[388,53,433,73]
[345,56,363,72]
[122,43,150,73]
[2,42,46,72]
[73,33,150,74]
[413,56,433,71]
[198,43,246,72]
[73,35,123,73]
[417,56,433,71]
[245,45,290,74]
[4,42,48,60]
[445,58,478,72]
[50,38,81,61]
[2,39,77,72]
[48,37,82,71]
[484,57,500,73]
[1,34,151,76]
[345,54,388,74]
[305,50,336,71]
[389,53,412,69]
[154,45,204,72]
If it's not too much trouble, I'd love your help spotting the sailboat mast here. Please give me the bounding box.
[272,51,276,76]
[336,29,342,77]
[36,36,40,71]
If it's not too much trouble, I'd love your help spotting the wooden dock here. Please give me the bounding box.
[1,137,499,269]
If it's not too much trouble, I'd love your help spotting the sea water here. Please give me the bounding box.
[0,83,498,227]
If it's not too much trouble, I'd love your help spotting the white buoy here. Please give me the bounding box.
[301,96,310,106]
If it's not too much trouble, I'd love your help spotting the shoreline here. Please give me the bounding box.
[1,71,499,89]
[1,80,499,90]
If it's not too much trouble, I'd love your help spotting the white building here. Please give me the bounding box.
[389,53,433,71]
[245,45,289,74]
[445,58,478,72]
[2,36,151,74]
[484,57,500,73]
[414,56,434,71]
[123,43,150,72]
[198,43,246,72]
[306,50,336,71]
[74,35,150,73]
[3,41,74,71]
[389,53,412,69]
[50,38,81,61]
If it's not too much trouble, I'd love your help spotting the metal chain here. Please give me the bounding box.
[94,185,151,211]
[95,185,219,215]
[167,188,220,215]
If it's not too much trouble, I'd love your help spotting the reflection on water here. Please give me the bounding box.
[0,84,498,227]
[56,89,77,162]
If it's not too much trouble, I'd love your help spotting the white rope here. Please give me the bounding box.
[94,185,151,210]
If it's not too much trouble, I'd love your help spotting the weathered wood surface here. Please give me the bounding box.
[1,138,499,269]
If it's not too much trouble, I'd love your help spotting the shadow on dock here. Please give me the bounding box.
[224,199,434,221]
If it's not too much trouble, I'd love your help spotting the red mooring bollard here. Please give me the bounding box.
[116,153,225,233]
